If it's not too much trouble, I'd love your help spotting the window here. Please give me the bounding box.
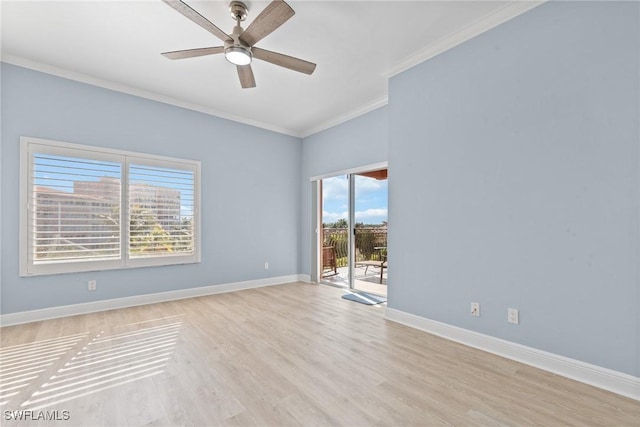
[20,137,201,276]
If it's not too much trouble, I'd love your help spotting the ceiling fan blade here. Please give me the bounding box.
[252,47,316,75]
[239,0,295,47]
[161,46,224,60]
[237,65,256,88]
[163,0,231,42]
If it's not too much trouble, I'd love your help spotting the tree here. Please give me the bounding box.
[323,218,348,229]
[129,205,173,254]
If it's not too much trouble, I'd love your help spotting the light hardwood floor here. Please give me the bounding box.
[1,282,638,426]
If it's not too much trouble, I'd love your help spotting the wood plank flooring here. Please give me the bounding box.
[1,282,638,426]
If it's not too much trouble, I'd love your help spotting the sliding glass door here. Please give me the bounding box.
[319,169,388,295]
[352,171,388,295]
[319,175,350,286]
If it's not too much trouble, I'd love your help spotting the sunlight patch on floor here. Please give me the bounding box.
[0,316,184,412]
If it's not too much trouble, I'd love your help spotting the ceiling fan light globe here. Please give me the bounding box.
[225,47,252,66]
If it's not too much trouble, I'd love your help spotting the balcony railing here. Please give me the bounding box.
[322,227,388,268]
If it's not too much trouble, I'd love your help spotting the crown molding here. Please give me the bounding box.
[301,96,388,139]
[387,1,546,78]
[302,1,545,138]
[1,55,303,138]
[2,1,545,140]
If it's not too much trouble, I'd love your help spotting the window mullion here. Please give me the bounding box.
[122,156,130,267]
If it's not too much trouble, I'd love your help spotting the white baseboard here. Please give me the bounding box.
[1,274,306,327]
[297,274,311,283]
[385,307,640,401]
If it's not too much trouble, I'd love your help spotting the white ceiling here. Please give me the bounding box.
[1,1,541,137]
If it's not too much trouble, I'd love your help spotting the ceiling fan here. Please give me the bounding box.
[161,0,317,88]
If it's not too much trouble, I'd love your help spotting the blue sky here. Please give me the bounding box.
[322,175,388,226]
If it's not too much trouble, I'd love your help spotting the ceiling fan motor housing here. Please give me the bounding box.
[229,1,248,21]
[226,1,250,54]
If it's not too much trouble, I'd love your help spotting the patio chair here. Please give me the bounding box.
[356,258,387,284]
[322,246,338,277]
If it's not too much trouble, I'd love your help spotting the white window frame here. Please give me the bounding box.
[20,136,201,276]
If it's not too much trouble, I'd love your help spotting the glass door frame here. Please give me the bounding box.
[311,161,388,290]
[347,175,356,290]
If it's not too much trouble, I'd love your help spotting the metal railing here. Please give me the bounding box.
[322,227,387,268]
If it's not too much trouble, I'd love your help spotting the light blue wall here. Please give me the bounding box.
[299,107,388,274]
[0,64,3,315]
[1,63,302,314]
[388,1,639,376]
[2,0,638,380]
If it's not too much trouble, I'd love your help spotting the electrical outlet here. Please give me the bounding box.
[88,280,97,291]
[508,308,519,324]
[264,261,269,270]
[471,302,480,317]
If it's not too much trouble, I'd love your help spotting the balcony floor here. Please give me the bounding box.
[321,264,387,297]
